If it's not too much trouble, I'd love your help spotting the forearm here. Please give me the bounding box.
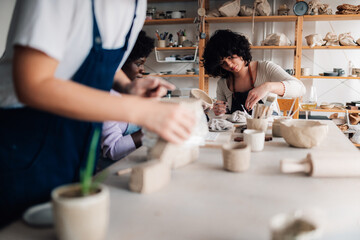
[18,77,154,124]
[262,82,285,96]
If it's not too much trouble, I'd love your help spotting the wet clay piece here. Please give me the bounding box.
[129,160,171,194]
[280,120,328,148]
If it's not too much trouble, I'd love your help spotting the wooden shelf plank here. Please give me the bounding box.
[151,74,199,77]
[155,47,197,50]
[300,108,360,114]
[300,76,360,79]
[304,14,360,21]
[354,143,360,147]
[205,15,297,23]
[145,18,195,25]
[148,0,195,2]
[251,46,296,49]
[302,46,360,49]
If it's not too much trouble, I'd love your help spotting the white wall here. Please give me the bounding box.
[0,0,16,56]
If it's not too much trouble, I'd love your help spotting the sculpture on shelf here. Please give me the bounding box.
[239,5,254,16]
[261,33,291,46]
[307,0,332,15]
[323,32,339,46]
[254,0,271,16]
[305,34,326,48]
[339,32,357,46]
[277,4,290,15]
[218,0,241,17]
[336,4,360,15]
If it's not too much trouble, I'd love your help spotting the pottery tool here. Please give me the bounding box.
[281,152,360,177]
[155,30,160,40]
[289,107,299,118]
[288,98,297,116]
[241,104,252,119]
[263,93,277,117]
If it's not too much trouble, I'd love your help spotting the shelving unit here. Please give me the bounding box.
[299,108,360,114]
[154,46,198,63]
[145,1,359,145]
[144,2,360,100]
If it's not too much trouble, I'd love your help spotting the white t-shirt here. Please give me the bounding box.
[0,0,146,107]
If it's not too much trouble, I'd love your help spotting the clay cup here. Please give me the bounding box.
[222,143,251,172]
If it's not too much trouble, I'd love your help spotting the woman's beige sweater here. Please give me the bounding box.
[216,61,306,111]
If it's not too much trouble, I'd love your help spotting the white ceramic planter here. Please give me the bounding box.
[52,183,109,240]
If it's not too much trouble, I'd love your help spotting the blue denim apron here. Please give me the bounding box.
[0,0,138,227]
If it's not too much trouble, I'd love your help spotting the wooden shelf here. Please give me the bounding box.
[302,46,360,49]
[300,76,360,79]
[155,47,197,51]
[151,74,200,77]
[300,108,360,114]
[251,46,296,49]
[145,18,195,25]
[148,0,195,2]
[205,15,297,23]
[354,143,360,147]
[304,14,360,21]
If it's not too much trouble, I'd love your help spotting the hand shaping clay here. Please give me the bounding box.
[129,160,171,194]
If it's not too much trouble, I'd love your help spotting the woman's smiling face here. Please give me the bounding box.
[219,55,245,73]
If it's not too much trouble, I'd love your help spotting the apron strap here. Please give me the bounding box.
[91,0,102,50]
[248,63,255,88]
[122,0,138,52]
[91,0,138,51]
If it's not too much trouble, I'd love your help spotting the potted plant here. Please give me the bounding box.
[51,128,109,240]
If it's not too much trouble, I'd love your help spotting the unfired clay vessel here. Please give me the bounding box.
[272,117,291,137]
[247,118,269,132]
[52,183,109,240]
[280,120,328,148]
[222,143,251,172]
[190,88,213,110]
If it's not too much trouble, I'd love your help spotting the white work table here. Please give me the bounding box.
[1,121,360,239]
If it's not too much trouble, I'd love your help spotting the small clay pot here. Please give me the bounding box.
[247,118,269,132]
[222,143,251,172]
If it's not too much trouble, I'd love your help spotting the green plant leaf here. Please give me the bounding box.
[81,128,101,196]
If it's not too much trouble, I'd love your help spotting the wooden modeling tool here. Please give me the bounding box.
[281,152,360,177]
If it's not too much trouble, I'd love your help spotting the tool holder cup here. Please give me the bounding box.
[157,39,166,48]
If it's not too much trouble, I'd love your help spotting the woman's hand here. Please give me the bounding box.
[245,83,270,110]
[141,101,196,144]
[213,100,227,116]
[127,76,175,98]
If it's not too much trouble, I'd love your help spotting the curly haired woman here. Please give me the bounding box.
[202,29,305,116]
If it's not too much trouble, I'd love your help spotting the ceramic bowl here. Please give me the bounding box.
[189,89,213,109]
[280,120,328,148]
